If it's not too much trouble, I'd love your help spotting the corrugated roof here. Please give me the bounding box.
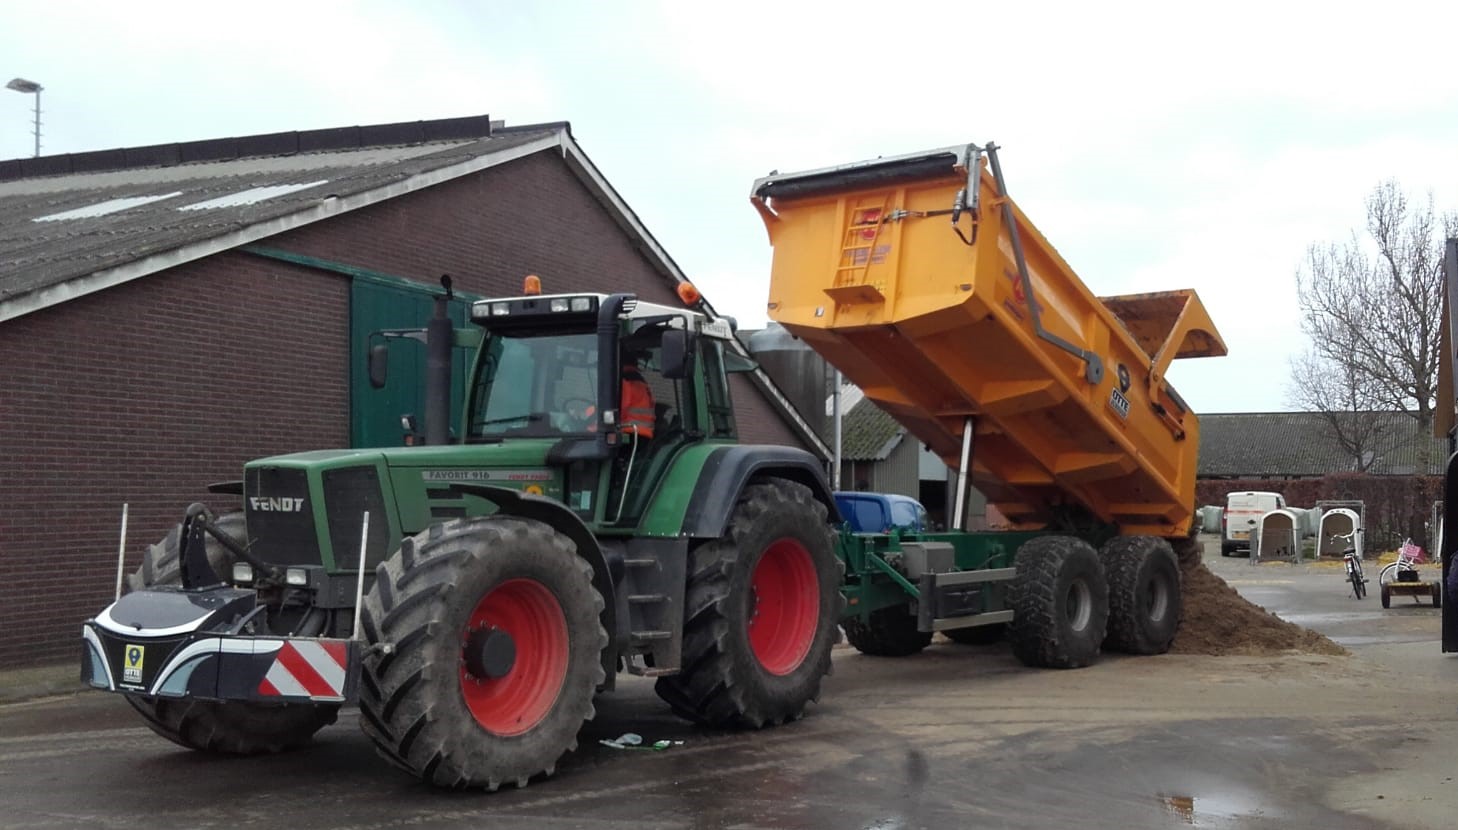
[1198,411,1446,477]
[0,115,558,318]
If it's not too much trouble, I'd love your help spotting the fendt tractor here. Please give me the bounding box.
[81,141,1226,790]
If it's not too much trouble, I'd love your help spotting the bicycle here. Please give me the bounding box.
[1333,530,1366,599]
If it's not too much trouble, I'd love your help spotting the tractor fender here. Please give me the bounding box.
[679,445,840,539]
[447,484,618,682]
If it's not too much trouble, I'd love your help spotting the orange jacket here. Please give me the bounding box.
[620,369,655,439]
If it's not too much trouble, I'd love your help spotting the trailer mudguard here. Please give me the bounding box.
[679,445,840,538]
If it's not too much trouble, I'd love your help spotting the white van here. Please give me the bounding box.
[1221,491,1286,556]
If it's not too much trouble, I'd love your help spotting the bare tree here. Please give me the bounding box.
[1293,181,1456,437]
[1287,349,1386,471]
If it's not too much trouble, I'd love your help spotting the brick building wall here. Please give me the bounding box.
[0,256,347,665]
[0,148,806,665]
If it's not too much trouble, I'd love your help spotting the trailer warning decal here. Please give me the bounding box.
[123,645,145,685]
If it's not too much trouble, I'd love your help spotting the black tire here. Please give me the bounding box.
[1381,583,1392,608]
[1008,536,1108,669]
[843,606,932,656]
[125,511,246,592]
[1352,566,1366,599]
[358,516,606,790]
[1433,581,1443,608]
[123,511,340,754]
[943,623,1007,645]
[1099,536,1181,655]
[655,479,841,728]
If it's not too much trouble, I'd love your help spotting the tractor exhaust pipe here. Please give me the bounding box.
[423,275,455,446]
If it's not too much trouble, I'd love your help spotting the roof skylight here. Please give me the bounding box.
[33,191,183,222]
[178,180,329,211]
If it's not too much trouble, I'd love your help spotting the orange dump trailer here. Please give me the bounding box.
[753,143,1226,538]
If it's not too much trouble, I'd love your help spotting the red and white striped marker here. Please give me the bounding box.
[258,640,348,700]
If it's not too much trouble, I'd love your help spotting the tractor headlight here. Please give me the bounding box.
[285,568,309,587]
[549,298,570,312]
[569,296,593,312]
[490,302,510,316]
[231,563,254,585]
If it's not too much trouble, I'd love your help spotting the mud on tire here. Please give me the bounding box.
[1008,536,1108,669]
[843,606,931,656]
[655,479,841,728]
[358,516,606,790]
[123,511,340,754]
[1099,536,1181,655]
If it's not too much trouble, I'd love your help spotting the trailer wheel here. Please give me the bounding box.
[1099,536,1181,655]
[944,623,1006,645]
[1433,581,1443,608]
[123,511,340,754]
[655,479,840,728]
[843,606,932,656]
[1008,536,1108,669]
[358,516,605,790]
[1381,583,1392,608]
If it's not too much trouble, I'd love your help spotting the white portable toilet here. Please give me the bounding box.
[1252,509,1301,564]
[1317,508,1362,559]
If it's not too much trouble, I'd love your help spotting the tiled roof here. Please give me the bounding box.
[837,397,905,461]
[1198,411,1446,477]
[0,115,561,320]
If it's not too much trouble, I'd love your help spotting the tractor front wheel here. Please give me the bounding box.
[124,511,339,754]
[358,516,606,790]
[655,479,841,728]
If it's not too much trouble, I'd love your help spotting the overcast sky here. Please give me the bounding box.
[4,1,1457,415]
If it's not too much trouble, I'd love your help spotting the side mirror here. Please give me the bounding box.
[369,343,389,389]
[661,329,694,379]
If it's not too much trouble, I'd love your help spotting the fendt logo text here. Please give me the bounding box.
[249,497,306,512]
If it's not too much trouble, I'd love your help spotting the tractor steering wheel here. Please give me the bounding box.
[560,397,596,431]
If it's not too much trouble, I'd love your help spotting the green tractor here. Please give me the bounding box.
[82,278,843,790]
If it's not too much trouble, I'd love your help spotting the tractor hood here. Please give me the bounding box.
[242,440,566,573]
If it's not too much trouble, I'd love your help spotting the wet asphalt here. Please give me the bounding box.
[3,544,1457,829]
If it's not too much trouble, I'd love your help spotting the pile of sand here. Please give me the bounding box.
[1170,551,1346,657]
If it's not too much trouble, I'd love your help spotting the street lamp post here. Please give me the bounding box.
[6,77,43,158]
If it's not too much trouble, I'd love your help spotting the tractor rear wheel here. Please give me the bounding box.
[358,516,606,790]
[1008,536,1108,669]
[655,479,840,728]
[1100,536,1181,655]
[843,606,932,656]
[123,511,340,754]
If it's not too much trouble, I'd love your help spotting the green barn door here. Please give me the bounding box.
[350,275,480,448]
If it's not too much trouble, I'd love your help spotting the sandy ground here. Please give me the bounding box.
[1,536,1455,829]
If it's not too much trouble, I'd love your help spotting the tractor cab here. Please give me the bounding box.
[455,281,742,530]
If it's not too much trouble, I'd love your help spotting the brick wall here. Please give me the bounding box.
[0,254,347,665]
[1,148,809,665]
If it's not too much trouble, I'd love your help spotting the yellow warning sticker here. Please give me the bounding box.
[123,644,145,684]
[524,484,545,496]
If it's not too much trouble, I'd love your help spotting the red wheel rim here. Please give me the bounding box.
[748,538,820,675]
[459,578,568,736]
